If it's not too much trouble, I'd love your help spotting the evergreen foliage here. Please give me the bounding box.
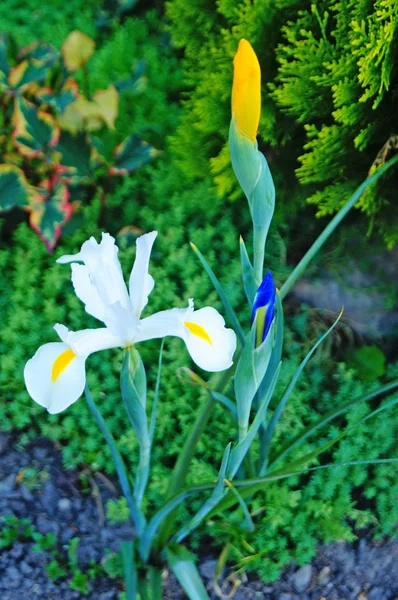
[166,0,398,246]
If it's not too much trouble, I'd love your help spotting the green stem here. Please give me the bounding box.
[280,155,398,300]
[253,225,264,285]
[85,384,146,536]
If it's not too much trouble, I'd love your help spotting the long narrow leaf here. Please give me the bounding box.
[150,340,165,445]
[85,385,145,536]
[121,541,137,600]
[166,545,211,600]
[175,444,231,543]
[270,394,398,474]
[280,154,398,300]
[211,391,238,419]
[268,379,398,471]
[228,363,281,479]
[259,309,343,475]
[190,242,245,345]
[239,235,257,306]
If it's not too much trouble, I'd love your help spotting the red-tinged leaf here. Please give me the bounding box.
[0,164,30,210]
[37,79,78,114]
[109,134,158,175]
[28,177,73,251]
[12,98,60,158]
[19,41,58,68]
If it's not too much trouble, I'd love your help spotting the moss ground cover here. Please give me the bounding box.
[0,2,397,583]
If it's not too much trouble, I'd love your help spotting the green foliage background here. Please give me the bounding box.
[0,0,397,583]
[167,0,398,247]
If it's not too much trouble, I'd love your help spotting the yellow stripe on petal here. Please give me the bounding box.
[184,322,213,345]
[52,348,76,382]
[232,38,261,142]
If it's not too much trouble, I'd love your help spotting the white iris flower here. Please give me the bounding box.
[24,231,237,414]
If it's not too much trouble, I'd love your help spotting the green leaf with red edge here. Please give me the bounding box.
[19,41,58,67]
[8,42,58,90]
[37,80,78,114]
[12,97,60,158]
[109,134,158,175]
[28,177,73,251]
[55,130,96,178]
[0,164,30,210]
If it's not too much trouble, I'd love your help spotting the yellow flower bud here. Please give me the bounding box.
[231,39,261,142]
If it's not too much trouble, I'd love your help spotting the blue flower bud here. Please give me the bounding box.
[251,271,276,348]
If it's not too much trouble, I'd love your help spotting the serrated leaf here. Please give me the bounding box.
[0,164,29,210]
[12,98,59,158]
[28,177,73,251]
[61,31,95,72]
[55,130,93,177]
[37,80,78,114]
[109,134,157,175]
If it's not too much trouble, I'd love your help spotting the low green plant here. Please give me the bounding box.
[19,38,398,599]
[0,30,155,249]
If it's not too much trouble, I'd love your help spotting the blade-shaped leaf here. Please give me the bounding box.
[149,339,165,446]
[166,545,211,600]
[234,321,275,439]
[0,33,10,81]
[175,444,231,543]
[109,134,157,175]
[239,235,257,306]
[121,541,137,600]
[211,391,238,419]
[228,362,281,479]
[268,379,398,471]
[190,242,245,346]
[259,309,343,475]
[29,177,73,251]
[0,164,30,210]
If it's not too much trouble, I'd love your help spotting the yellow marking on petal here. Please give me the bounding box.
[52,348,76,383]
[184,322,213,345]
[232,39,261,142]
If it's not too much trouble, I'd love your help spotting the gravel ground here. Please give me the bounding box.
[1,433,397,599]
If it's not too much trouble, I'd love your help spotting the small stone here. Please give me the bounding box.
[57,497,72,512]
[368,588,388,600]
[36,515,59,535]
[292,564,312,593]
[199,559,217,580]
[279,594,300,600]
[4,565,22,589]
[0,473,16,495]
[40,481,59,516]
[98,593,117,600]
[318,566,331,585]
[20,562,34,575]
[20,485,34,502]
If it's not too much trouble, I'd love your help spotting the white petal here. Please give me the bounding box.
[57,233,130,315]
[182,307,237,372]
[71,263,107,322]
[136,301,236,372]
[54,323,123,356]
[129,231,157,318]
[24,342,86,414]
